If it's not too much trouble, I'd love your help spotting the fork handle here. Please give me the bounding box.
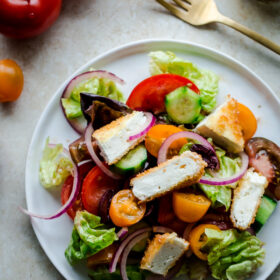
[217,15,280,55]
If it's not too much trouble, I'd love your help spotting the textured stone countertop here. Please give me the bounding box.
[0,0,279,279]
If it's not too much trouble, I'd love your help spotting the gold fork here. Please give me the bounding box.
[156,0,280,55]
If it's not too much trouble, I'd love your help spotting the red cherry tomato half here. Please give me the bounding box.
[61,161,95,220]
[126,74,199,114]
[0,0,62,39]
[81,166,119,215]
[61,175,83,220]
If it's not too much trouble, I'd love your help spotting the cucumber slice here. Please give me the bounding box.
[253,195,277,233]
[165,86,201,124]
[112,144,147,175]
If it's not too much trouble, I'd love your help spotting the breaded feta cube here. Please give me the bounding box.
[141,232,189,276]
[131,151,207,202]
[93,111,147,165]
[195,96,244,153]
[230,169,268,230]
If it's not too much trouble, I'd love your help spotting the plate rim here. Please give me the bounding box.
[25,38,280,280]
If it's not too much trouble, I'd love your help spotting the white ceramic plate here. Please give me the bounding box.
[25,39,280,280]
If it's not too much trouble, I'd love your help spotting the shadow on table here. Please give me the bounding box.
[61,0,96,18]
[247,0,280,19]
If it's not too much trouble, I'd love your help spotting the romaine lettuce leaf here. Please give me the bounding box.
[202,229,265,280]
[149,51,219,114]
[62,77,124,119]
[61,98,82,119]
[39,138,73,189]
[199,147,241,211]
[65,211,117,265]
[176,256,209,280]
[88,265,144,280]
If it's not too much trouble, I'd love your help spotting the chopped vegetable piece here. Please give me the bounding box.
[245,137,280,195]
[253,195,277,233]
[173,192,211,223]
[126,73,199,114]
[87,244,117,268]
[39,138,73,189]
[109,190,146,227]
[61,175,83,220]
[62,77,124,121]
[237,103,257,142]
[189,224,221,261]
[111,144,147,175]
[65,210,117,265]
[145,124,187,157]
[165,86,202,124]
[202,229,265,280]
[81,166,119,215]
[199,146,241,211]
[149,51,219,113]
[61,98,83,119]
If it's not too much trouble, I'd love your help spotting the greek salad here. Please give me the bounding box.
[22,51,280,280]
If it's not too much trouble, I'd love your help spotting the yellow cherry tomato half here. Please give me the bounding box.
[145,124,187,157]
[109,189,146,227]
[189,224,221,260]
[173,192,211,223]
[237,103,257,142]
[0,59,24,102]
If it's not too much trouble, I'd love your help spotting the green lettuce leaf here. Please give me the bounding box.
[202,229,265,280]
[39,138,73,189]
[62,77,124,119]
[88,265,144,280]
[149,51,219,114]
[176,255,209,280]
[199,147,241,211]
[65,210,117,265]
[61,98,82,119]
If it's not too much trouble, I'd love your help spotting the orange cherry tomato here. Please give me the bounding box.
[173,192,211,223]
[109,189,146,227]
[87,244,117,268]
[237,103,257,142]
[189,224,221,260]
[145,124,187,157]
[0,59,24,102]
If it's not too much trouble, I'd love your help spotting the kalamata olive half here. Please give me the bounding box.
[245,137,280,199]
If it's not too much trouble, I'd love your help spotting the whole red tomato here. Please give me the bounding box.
[0,0,62,39]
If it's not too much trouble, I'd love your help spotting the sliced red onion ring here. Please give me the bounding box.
[157,131,216,165]
[98,189,116,223]
[77,159,93,167]
[153,226,173,234]
[128,112,156,141]
[183,223,195,241]
[109,227,152,273]
[61,70,125,134]
[117,227,129,239]
[20,161,81,220]
[144,203,154,217]
[199,152,249,186]
[85,124,122,180]
[120,232,149,280]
